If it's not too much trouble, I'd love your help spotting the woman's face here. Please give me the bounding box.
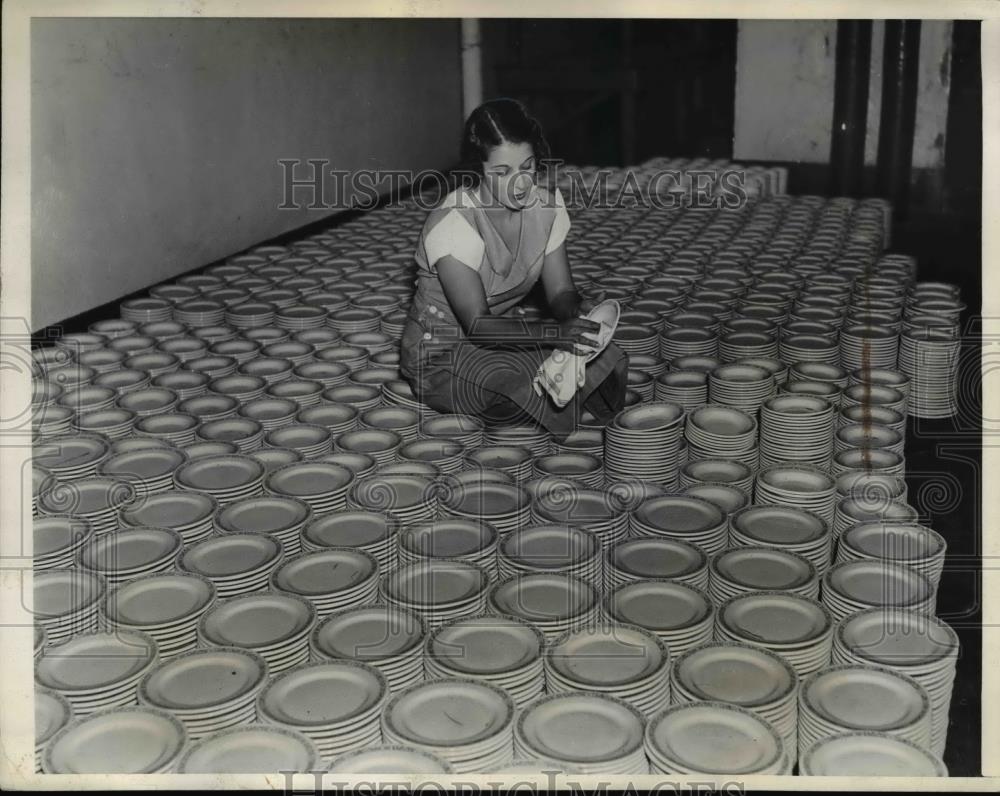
[481,141,536,211]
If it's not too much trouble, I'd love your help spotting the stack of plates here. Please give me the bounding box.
[531,487,629,552]
[683,481,750,515]
[628,495,728,555]
[265,461,355,513]
[715,591,834,678]
[604,402,685,486]
[831,448,906,478]
[553,428,604,457]
[327,745,453,774]
[176,394,239,424]
[780,334,840,365]
[198,591,317,674]
[799,731,947,777]
[138,647,269,739]
[175,724,319,773]
[398,519,499,576]
[225,302,277,329]
[265,423,334,458]
[173,454,265,505]
[310,604,426,692]
[424,614,546,708]
[684,405,758,467]
[248,447,303,473]
[544,623,671,716]
[832,608,959,758]
[707,363,775,414]
[121,297,174,324]
[173,299,226,327]
[102,572,217,659]
[498,524,602,583]
[420,413,485,448]
[38,476,135,536]
[210,375,267,403]
[360,406,420,442]
[729,504,832,576]
[488,573,599,641]
[615,324,661,356]
[297,403,358,435]
[606,537,709,590]
[275,305,329,331]
[34,628,158,715]
[381,560,491,631]
[655,370,709,410]
[798,664,932,760]
[301,510,398,572]
[328,307,382,335]
[196,418,265,452]
[397,439,465,474]
[483,423,552,457]
[214,495,312,556]
[839,323,900,370]
[822,560,936,622]
[898,328,960,418]
[178,532,286,598]
[336,429,403,467]
[73,408,137,440]
[515,693,649,775]
[836,471,908,504]
[60,385,117,413]
[834,496,918,538]
[97,447,188,497]
[40,705,188,774]
[383,379,432,415]
[382,679,515,773]
[76,526,183,587]
[256,660,388,760]
[679,458,755,493]
[34,514,94,570]
[671,642,799,758]
[348,473,437,524]
[710,546,820,602]
[835,423,905,457]
[440,482,532,537]
[532,453,604,489]
[320,451,377,479]
[33,569,106,644]
[603,580,714,656]
[270,548,380,616]
[836,521,947,591]
[754,464,838,526]
[33,405,75,437]
[35,687,73,771]
[120,489,217,544]
[465,445,534,482]
[759,394,836,468]
[644,702,790,775]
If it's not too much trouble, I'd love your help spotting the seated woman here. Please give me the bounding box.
[399,98,629,441]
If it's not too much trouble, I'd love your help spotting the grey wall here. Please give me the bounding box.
[32,18,462,331]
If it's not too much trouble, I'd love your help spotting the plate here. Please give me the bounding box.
[607,581,711,630]
[674,643,796,706]
[803,665,928,730]
[215,496,311,535]
[383,561,489,607]
[312,605,425,661]
[801,733,946,777]
[633,496,724,534]
[327,745,452,774]
[302,511,394,548]
[78,527,183,573]
[105,573,215,628]
[400,520,496,559]
[200,593,315,648]
[383,679,513,747]
[720,593,830,646]
[179,533,283,578]
[140,647,267,711]
[731,506,827,544]
[611,538,706,579]
[272,549,378,595]
[122,491,215,529]
[517,693,644,763]
[177,725,319,773]
[429,615,543,675]
[266,462,353,497]
[258,661,386,726]
[174,455,264,491]
[713,547,815,591]
[547,625,665,687]
[491,574,597,622]
[36,630,156,692]
[35,688,73,747]
[615,403,684,431]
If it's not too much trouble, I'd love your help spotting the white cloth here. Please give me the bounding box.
[532,317,613,407]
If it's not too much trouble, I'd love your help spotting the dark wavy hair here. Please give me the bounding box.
[454,98,551,188]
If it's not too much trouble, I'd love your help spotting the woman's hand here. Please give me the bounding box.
[555,316,602,354]
[578,291,608,316]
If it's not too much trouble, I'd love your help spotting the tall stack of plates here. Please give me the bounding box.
[832,608,958,758]
[76,526,183,588]
[133,413,198,446]
[679,458,755,494]
[822,561,936,622]
[265,461,354,514]
[532,453,604,489]
[34,515,94,571]
[297,402,358,435]
[754,464,838,526]
[38,476,135,536]
[198,591,317,674]
[683,481,750,516]
[424,614,546,708]
[715,591,834,678]
[348,473,437,524]
[211,375,267,403]
[138,647,268,739]
[178,532,285,597]
[175,724,319,773]
[122,297,174,324]
[655,370,709,410]
[40,705,188,774]
[420,413,485,448]
[381,679,515,773]
[898,327,960,418]
[327,745,453,774]
[645,702,790,775]
[831,448,906,478]
[465,445,534,482]
[102,572,217,658]
[604,402,684,486]
[834,496,918,539]
[270,548,379,616]
[383,379,432,415]
[799,731,947,776]
[360,406,420,442]
[173,454,265,505]
[274,305,329,331]
[256,660,388,760]
[440,482,532,537]
[310,604,426,693]
[35,687,73,772]
[98,447,188,497]
[380,560,490,631]
[515,693,648,775]
[759,394,836,468]
[684,405,758,468]
[531,487,629,552]
[173,299,226,328]
[196,418,265,452]
[707,363,775,414]
[603,580,714,656]
[553,428,604,457]
[729,504,832,576]
[498,524,602,583]
[836,521,945,589]
[34,628,158,715]
[238,398,299,431]
[120,489,218,545]
[489,573,599,641]
[710,547,820,602]
[835,423,905,458]
[265,423,334,458]
[73,408,137,440]
[798,664,932,760]
[606,537,709,590]
[33,569,106,644]
[336,429,403,466]
[544,623,671,716]
[397,439,465,474]
[397,519,499,576]
[671,642,799,758]
[628,495,728,556]
[483,423,552,457]
[301,510,398,572]
[33,405,75,438]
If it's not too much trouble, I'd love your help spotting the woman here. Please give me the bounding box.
[399,99,629,441]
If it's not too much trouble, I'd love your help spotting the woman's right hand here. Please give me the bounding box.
[554,316,602,354]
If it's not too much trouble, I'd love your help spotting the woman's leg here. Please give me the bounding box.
[582,351,629,424]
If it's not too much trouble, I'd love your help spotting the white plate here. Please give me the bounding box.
[180,533,283,578]
[272,549,378,596]
[34,516,93,559]
[122,490,216,530]
[78,527,182,574]
[674,643,796,706]
[801,732,946,777]
[140,647,267,711]
[99,448,186,482]
[731,505,827,544]
[327,745,452,774]
[258,660,386,726]
[383,561,489,607]
[200,593,315,648]
[491,574,597,622]
[713,547,815,591]
[383,679,513,747]
[177,724,319,773]
[826,561,932,606]
[803,665,928,731]
[429,615,543,675]
[720,593,830,646]
[34,570,106,619]
[215,496,311,535]
[105,573,215,628]
[633,496,724,534]
[311,605,425,661]
[34,435,110,472]
[175,455,264,492]
[607,580,711,630]
[614,403,684,431]
[400,520,496,559]
[547,625,665,687]
[517,693,644,763]
[442,482,528,516]
[501,525,600,570]
[302,511,394,548]
[266,462,353,497]
[611,538,707,579]
[35,688,73,747]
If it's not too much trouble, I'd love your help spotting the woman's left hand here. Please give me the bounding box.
[578,291,607,316]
